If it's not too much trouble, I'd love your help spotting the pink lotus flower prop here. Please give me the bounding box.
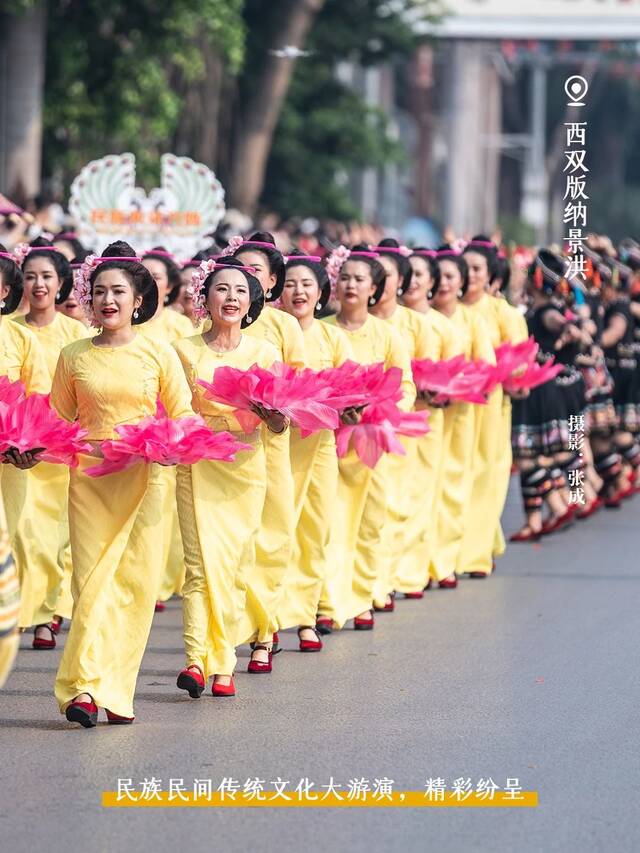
[335,401,430,469]
[84,413,251,477]
[315,361,404,411]
[0,376,26,406]
[411,356,491,404]
[199,362,341,436]
[503,360,564,395]
[0,392,91,466]
[493,337,539,384]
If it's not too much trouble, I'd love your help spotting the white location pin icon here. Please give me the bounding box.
[565,75,588,107]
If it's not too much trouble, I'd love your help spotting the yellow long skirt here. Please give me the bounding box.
[392,407,445,594]
[492,395,513,560]
[177,438,266,678]
[457,388,503,576]
[54,458,164,718]
[429,401,476,581]
[351,455,389,619]
[278,429,339,630]
[1,463,73,627]
[236,427,294,644]
[319,451,374,629]
[156,468,186,601]
[371,447,410,608]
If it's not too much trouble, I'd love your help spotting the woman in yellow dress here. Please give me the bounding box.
[463,238,529,567]
[430,248,495,588]
[5,241,87,649]
[233,232,305,671]
[320,249,415,632]
[278,255,351,651]
[392,249,462,598]
[139,247,194,610]
[173,258,285,698]
[49,241,194,727]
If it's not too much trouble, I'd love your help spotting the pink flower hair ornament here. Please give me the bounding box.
[10,243,30,267]
[73,253,143,328]
[188,259,257,322]
[219,235,245,258]
[325,245,352,300]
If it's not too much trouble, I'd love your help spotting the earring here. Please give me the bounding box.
[427,290,433,300]
[56,291,61,302]
[315,302,322,312]
[458,289,464,298]
[397,287,403,297]
[133,309,139,319]
[266,289,272,299]
[0,300,5,309]
[164,295,170,305]
[368,296,375,306]
[245,315,253,324]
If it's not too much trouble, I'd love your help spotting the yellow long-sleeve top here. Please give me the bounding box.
[244,305,306,369]
[12,313,89,381]
[324,313,416,411]
[302,319,353,370]
[446,302,496,364]
[173,334,279,433]
[138,307,194,345]
[493,295,529,344]
[421,308,463,360]
[51,335,194,440]
[384,304,430,360]
[0,318,49,394]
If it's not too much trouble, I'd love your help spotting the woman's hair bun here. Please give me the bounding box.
[102,240,136,258]
[248,231,276,246]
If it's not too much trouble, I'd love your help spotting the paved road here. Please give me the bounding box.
[1,482,639,853]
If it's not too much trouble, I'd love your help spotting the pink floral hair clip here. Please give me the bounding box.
[325,245,352,300]
[219,235,245,258]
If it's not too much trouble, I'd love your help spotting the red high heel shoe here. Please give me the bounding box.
[468,571,488,579]
[315,616,333,635]
[106,710,134,724]
[247,645,272,674]
[438,576,458,589]
[154,601,166,613]
[577,496,602,519]
[298,627,323,652]
[403,591,424,599]
[373,593,395,612]
[177,666,205,698]
[65,698,98,728]
[32,624,56,650]
[509,527,542,542]
[353,611,374,631]
[50,617,63,635]
[212,677,235,697]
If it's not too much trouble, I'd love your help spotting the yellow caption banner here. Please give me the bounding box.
[103,791,538,808]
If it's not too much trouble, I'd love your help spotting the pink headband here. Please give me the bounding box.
[436,249,460,258]
[144,249,176,262]
[412,249,437,258]
[56,232,78,241]
[239,240,278,250]
[465,240,496,250]
[181,259,201,269]
[286,255,322,263]
[0,251,15,261]
[349,251,380,259]
[371,245,411,257]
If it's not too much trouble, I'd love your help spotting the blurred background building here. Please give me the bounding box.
[2,0,640,245]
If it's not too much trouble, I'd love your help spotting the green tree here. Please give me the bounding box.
[42,0,244,187]
[260,0,439,219]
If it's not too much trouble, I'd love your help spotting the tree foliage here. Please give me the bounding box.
[42,0,244,186]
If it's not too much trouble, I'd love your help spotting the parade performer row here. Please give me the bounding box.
[2,230,638,727]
